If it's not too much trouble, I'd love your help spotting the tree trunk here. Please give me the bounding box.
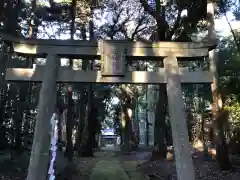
[145,85,149,146]
[134,102,140,146]
[22,0,39,151]
[121,104,132,153]
[75,24,87,155]
[0,45,9,149]
[13,85,27,155]
[152,86,167,159]
[207,0,231,170]
[215,109,231,170]
[14,57,34,155]
[56,84,64,150]
[65,85,74,161]
[80,87,95,157]
[75,87,86,154]
[65,0,77,161]
[81,111,95,157]
[151,1,168,159]
[79,9,96,156]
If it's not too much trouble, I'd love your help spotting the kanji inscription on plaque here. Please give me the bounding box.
[101,41,125,76]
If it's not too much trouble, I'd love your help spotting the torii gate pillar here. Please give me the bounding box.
[26,54,60,180]
[164,56,195,180]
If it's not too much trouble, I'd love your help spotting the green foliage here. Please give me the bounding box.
[218,32,240,97]
[218,32,240,153]
[225,102,240,122]
[225,95,240,127]
[225,95,240,153]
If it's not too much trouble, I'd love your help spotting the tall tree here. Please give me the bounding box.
[0,0,23,150]
[65,0,76,162]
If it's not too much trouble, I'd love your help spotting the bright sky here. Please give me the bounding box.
[215,11,238,36]
[215,0,240,36]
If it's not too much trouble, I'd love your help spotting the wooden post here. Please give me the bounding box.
[26,54,60,180]
[164,56,195,180]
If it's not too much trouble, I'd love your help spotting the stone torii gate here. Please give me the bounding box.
[1,33,214,180]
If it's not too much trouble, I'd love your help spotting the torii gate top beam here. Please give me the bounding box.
[0,33,216,58]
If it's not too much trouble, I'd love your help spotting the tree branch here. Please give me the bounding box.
[131,17,145,40]
[139,0,169,40]
[139,0,155,18]
[167,9,182,39]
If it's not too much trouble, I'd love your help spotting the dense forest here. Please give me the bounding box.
[0,0,240,180]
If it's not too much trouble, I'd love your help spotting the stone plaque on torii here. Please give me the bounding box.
[1,33,215,180]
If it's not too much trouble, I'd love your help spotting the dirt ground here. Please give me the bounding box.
[1,148,240,180]
[55,149,240,180]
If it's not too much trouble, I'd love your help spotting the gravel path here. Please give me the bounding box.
[55,154,101,180]
[89,151,149,180]
[90,159,129,180]
[117,152,151,180]
[1,148,239,180]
